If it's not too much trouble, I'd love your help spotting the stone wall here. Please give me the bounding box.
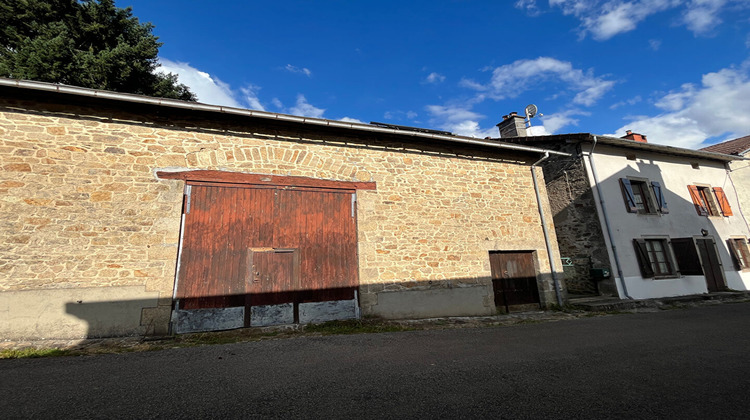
[0,91,562,339]
[538,143,614,295]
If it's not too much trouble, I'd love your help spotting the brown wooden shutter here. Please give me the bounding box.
[726,239,742,270]
[651,181,668,214]
[713,187,733,216]
[671,238,702,275]
[687,185,708,216]
[632,238,654,278]
[619,178,638,213]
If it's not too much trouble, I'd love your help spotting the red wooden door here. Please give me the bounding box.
[489,251,541,312]
[176,183,358,312]
[176,185,274,309]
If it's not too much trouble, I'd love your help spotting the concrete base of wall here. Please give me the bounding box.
[0,286,160,341]
[364,285,495,319]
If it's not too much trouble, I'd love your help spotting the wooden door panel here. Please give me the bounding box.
[247,249,298,306]
[275,189,358,292]
[696,239,725,293]
[489,251,540,309]
[177,185,275,309]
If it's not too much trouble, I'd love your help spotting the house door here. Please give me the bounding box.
[489,251,541,312]
[175,183,359,329]
[695,238,726,292]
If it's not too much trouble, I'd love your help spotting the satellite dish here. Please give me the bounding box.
[525,104,538,119]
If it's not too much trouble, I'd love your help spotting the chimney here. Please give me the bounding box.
[622,130,647,143]
[496,112,527,138]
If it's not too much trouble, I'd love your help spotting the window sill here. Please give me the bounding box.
[653,274,680,280]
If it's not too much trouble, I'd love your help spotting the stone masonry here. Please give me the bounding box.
[0,89,563,339]
[537,143,615,295]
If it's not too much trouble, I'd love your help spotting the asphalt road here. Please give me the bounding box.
[2,303,750,419]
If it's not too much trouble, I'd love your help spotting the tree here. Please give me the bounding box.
[0,0,196,101]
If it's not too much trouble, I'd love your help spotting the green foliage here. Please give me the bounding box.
[0,0,195,100]
[0,347,75,359]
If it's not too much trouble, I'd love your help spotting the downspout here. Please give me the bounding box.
[531,152,564,306]
[587,136,632,299]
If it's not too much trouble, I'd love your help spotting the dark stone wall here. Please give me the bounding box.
[537,142,615,296]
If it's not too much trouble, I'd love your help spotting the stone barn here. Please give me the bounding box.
[0,79,566,341]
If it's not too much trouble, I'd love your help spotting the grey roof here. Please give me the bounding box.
[0,78,569,157]
[501,132,741,163]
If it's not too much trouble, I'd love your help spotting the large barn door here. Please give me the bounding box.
[173,182,359,332]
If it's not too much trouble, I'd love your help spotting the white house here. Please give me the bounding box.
[497,112,750,300]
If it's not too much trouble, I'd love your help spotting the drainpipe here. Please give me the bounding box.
[587,136,632,299]
[531,152,564,306]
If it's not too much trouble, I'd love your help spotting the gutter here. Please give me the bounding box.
[0,78,569,158]
[531,152,564,306]
[587,136,631,299]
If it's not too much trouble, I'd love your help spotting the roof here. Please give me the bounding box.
[699,135,750,156]
[0,78,569,158]
[502,133,741,163]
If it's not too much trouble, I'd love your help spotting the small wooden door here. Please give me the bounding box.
[489,251,541,312]
[695,238,726,292]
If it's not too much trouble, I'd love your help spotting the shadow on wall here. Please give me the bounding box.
[64,298,165,339]
[60,271,556,338]
[549,153,743,295]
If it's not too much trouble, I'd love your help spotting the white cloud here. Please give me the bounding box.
[284,64,312,77]
[610,60,750,148]
[425,105,498,138]
[520,0,738,40]
[649,39,662,50]
[515,0,541,15]
[461,57,615,106]
[383,110,419,121]
[424,72,446,84]
[240,85,265,111]
[271,98,284,109]
[532,110,590,134]
[610,95,643,109]
[339,117,365,123]
[288,94,326,118]
[156,58,242,107]
[682,0,727,34]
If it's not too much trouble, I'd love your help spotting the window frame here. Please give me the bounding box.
[727,237,750,271]
[633,237,679,279]
[688,184,732,217]
[620,177,667,215]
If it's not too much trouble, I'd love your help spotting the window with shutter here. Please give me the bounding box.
[633,237,678,278]
[727,238,750,270]
[713,187,733,216]
[671,238,702,275]
[651,181,669,214]
[621,178,666,215]
[687,185,710,216]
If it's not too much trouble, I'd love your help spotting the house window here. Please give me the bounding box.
[727,238,750,270]
[633,238,678,278]
[670,237,703,275]
[687,185,732,217]
[619,178,668,215]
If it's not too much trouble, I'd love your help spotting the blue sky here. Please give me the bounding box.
[119,0,750,149]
